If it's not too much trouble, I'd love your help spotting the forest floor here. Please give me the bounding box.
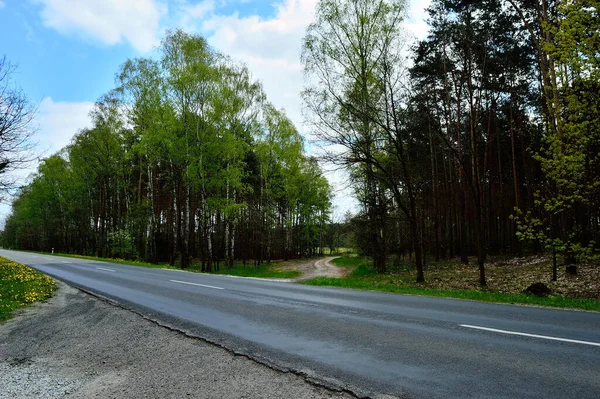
[303,255,600,311]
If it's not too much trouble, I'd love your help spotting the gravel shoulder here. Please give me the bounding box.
[0,282,351,399]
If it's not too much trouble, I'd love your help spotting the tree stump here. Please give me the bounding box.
[524,282,552,297]
[565,265,578,275]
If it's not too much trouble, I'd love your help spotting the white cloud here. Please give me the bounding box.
[36,97,95,154]
[197,0,315,135]
[34,0,166,52]
[406,0,431,42]
[180,0,214,30]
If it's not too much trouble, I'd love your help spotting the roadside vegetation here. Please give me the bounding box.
[0,256,56,322]
[1,30,331,272]
[302,0,600,287]
[58,247,596,310]
[1,0,598,310]
[18,250,300,279]
[303,256,600,311]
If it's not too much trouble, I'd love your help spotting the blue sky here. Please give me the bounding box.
[0,0,431,221]
[0,0,284,103]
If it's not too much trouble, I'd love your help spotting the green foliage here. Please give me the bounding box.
[303,0,422,276]
[107,230,138,260]
[332,256,370,269]
[514,1,600,264]
[2,29,332,267]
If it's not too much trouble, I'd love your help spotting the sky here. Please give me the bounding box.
[0,0,431,223]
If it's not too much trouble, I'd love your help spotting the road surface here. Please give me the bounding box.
[2,249,599,398]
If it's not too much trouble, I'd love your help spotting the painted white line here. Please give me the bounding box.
[460,324,600,347]
[96,267,116,272]
[61,261,72,264]
[159,269,291,282]
[170,280,224,290]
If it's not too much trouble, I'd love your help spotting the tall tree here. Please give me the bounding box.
[2,31,332,268]
[0,55,37,195]
[303,0,429,280]
[514,0,600,270]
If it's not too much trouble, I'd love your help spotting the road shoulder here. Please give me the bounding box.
[0,281,351,399]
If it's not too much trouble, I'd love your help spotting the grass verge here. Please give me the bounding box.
[15,250,300,279]
[304,256,600,312]
[27,251,171,269]
[0,256,57,322]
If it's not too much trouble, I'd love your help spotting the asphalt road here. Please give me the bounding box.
[2,249,599,399]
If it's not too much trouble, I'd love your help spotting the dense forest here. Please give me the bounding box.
[2,0,598,284]
[302,0,599,284]
[1,31,332,270]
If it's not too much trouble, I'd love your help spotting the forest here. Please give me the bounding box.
[1,0,599,285]
[1,31,332,270]
[301,0,599,285]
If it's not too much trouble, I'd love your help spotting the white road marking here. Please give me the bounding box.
[162,269,292,283]
[460,324,600,347]
[96,267,116,272]
[61,261,72,263]
[170,280,224,290]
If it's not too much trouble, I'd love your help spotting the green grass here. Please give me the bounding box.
[15,249,300,279]
[304,256,600,312]
[42,252,171,269]
[303,277,600,311]
[0,256,57,322]
[331,256,367,268]
[323,247,355,256]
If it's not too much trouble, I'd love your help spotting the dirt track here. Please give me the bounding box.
[277,257,350,281]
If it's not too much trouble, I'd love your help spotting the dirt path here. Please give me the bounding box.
[0,282,351,399]
[278,257,351,281]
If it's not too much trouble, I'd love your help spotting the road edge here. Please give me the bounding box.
[65,281,375,399]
